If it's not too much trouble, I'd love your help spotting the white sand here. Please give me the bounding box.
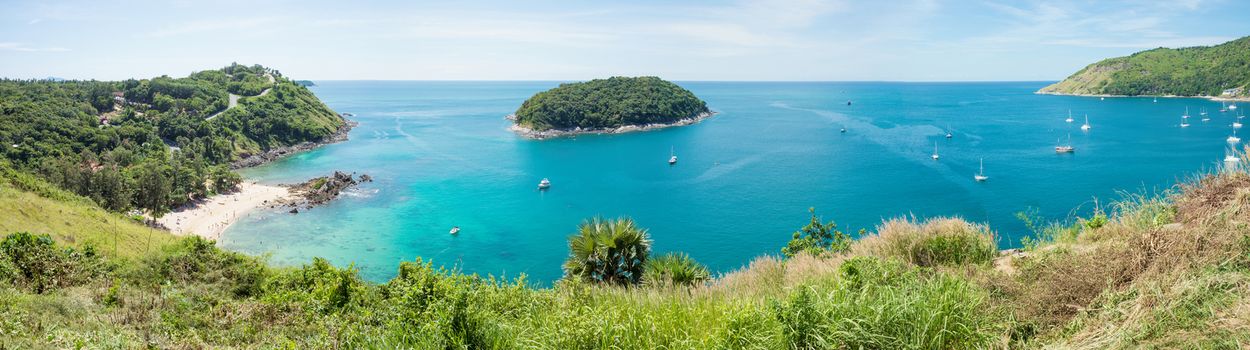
[156,182,291,241]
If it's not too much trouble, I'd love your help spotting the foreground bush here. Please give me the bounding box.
[643,252,711,287]
[853,217,997,267]
[0,232,103,293]
[563,217,652,285]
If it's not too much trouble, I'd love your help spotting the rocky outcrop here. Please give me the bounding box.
[270,171,373,212]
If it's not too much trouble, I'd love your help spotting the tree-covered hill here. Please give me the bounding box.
[0,63,345,216]
[513,76,710,131]
[1040,36,1250,97]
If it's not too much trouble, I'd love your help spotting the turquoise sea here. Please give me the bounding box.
[223,81,1243,283]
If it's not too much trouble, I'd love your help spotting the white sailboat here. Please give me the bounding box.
[1221,102,1229,113]
[1181,115,1190,128]
[931,142,940,160]
[1229,127,1241,144]
[974,158,989,182]
[668,146,678,165]
[1081,115,1091,131]
[1153,97,1158,103]
[1225,148,1240,164]
[1065,110,1074,123]
[1201,107,1208,116]
[1055,134,1075,153]
[1182,107,1190,120]
[945,124,953,138]
[1231,103,1239,111]
[1235,121,1243,129]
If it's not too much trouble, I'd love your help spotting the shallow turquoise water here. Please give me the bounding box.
[223,81,1241,283]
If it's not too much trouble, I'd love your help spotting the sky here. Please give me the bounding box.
[1,0,1247,81]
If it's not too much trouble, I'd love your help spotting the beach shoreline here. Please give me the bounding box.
[508,111,717,139]
[156,182,293,241]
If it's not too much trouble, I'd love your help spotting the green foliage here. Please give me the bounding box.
[782,208,853,258]
[1043,36,1250,96]
[0,232,103,293]
[772,257,998,349]
[563,217,653,286]
[0,63,342,216]
[643,252,711,287]
[147,236,267,297]
[514,76,709,131]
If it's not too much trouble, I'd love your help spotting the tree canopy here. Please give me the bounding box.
[0,63,343,216]
[513,76,709,131]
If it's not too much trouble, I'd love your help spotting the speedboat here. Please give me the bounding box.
[449,226,460,235]
[538,178,551,190]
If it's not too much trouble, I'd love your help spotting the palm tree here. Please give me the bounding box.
[563,217,652,286]
[643,252,710,287]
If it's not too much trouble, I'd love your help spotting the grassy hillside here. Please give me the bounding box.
[2,164,1250,347]
[1040,36,1250,97]
[0,164,177,259]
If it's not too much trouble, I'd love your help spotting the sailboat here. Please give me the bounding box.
[668,147,678,165]
[1065,110,1074,123]
[1153,97,1158,103]
[945,124,953,138]
[1081,115,1091,131]
[974,158,989,182]
[1235,120,1243,129]
[1202,108,1211,121]
[1229,127,1241,144]
[1181,115,1190,128]
[538,178,551,190]
[1182,107,1190,120]
[931,142,940,160]
[1225,148,1241,163]
[1221,102,1229,113]
[1055,134,1075,153]
[1201,107,1208,116]
[1231,103,1239,111]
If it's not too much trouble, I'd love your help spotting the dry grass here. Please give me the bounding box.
[852,217,998,267]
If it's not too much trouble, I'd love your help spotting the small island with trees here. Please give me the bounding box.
[508,76,713,138]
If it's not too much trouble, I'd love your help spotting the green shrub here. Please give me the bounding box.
[149,236,267,297]
[782,208,854,258]
[643,252,711,287]
[0,232,103,293]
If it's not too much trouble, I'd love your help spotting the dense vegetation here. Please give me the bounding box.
[0,63,343,217]
[1041,36,1250,96]
[513,76,710,131]
[4,158,1250,348]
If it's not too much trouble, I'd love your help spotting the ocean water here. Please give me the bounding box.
[222,81,1242,283]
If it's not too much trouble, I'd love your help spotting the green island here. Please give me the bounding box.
[1040,36,1250,98]
[0,63,347,217]
[4,148,1250,347]
[510,76,712,138]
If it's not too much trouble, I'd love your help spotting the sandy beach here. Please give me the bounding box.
[156,182,292,241]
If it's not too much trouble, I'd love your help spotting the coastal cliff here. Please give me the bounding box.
[1040,36,1250,99]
